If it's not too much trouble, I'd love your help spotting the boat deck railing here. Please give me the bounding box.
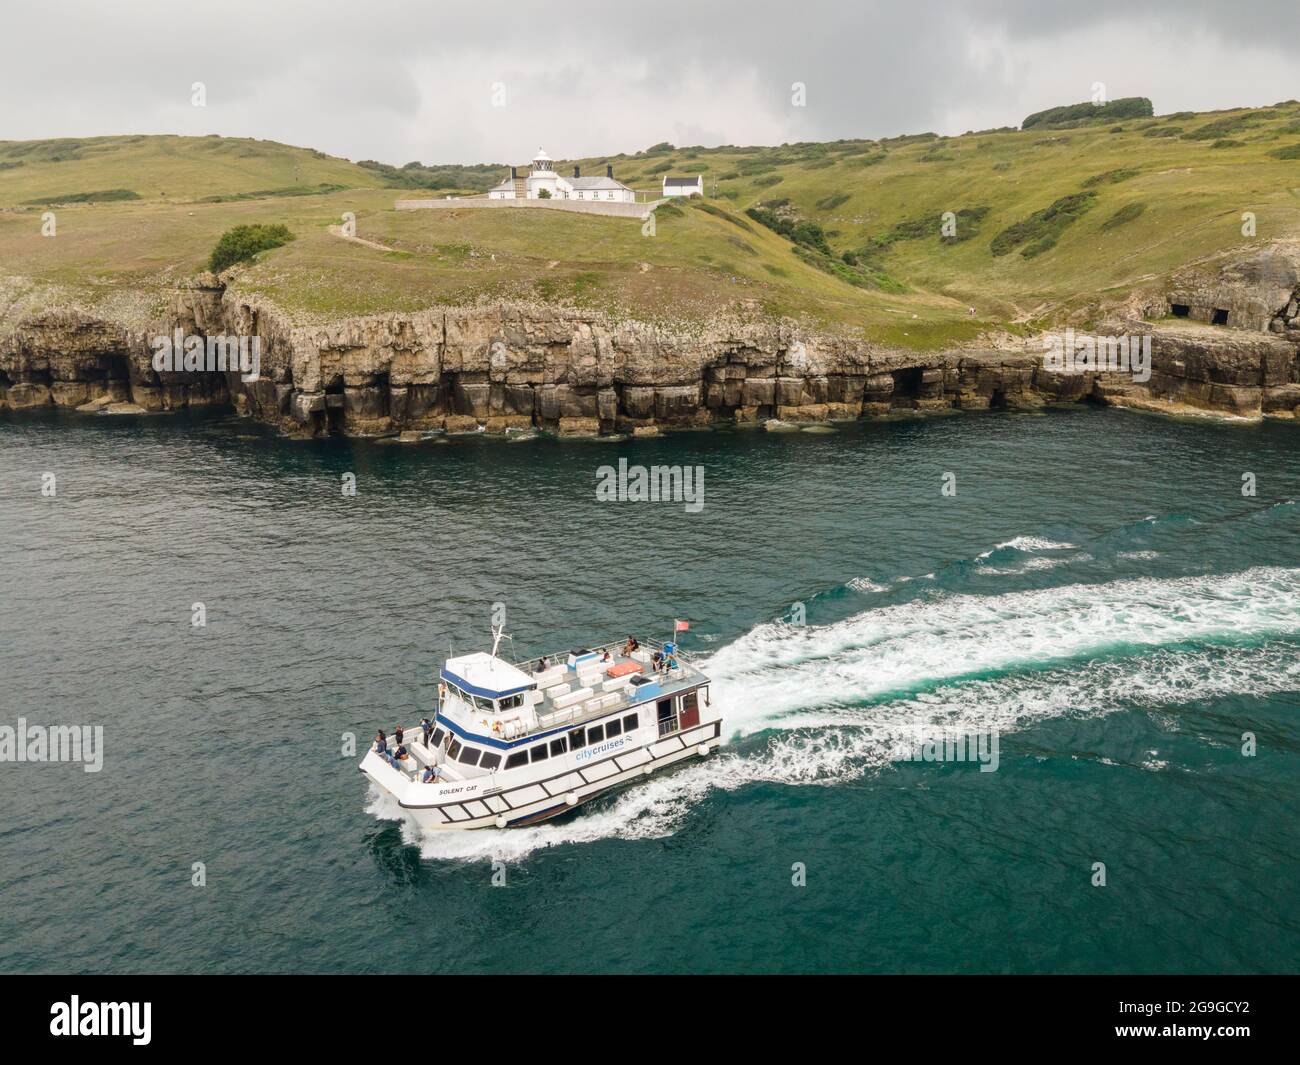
[510,635,700,673]
[397,638,704,767]
[501,636,702,738]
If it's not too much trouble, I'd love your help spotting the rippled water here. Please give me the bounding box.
[1,405,1297,973]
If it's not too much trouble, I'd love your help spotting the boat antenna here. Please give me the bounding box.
[491,622,510,664]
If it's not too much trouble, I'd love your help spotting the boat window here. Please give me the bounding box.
[623,713,638,732]
[473,694,495,711]
[431,728,445,748]
[531,745,549,763]
[588,724,604,743]
[505,751,528,769]
[606,718,622,738]
[480,752,502,771]
[447,738,463,760]
[457,745,481,766]
[498,693,523,711]
[569,728,586,750]
[550,737,567,756]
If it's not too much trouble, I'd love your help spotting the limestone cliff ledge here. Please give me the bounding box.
[3,268,1299,435]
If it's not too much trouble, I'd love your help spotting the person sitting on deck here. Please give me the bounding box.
[651,650,664,670]
[385,744,409,769]
[422,764,440,783]
[601,649,612,663]
[621,635,639,656]
[536,656,549,672]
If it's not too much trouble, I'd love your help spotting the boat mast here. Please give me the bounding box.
[490,622,508,665]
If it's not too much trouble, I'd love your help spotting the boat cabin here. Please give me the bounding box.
[418,639,709,784]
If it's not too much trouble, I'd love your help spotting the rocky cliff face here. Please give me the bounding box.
[4,252,1300,434]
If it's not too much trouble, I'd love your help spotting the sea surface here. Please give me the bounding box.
[1,404,1297,974]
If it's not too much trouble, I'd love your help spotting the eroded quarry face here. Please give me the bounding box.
[1166,244,1300,333]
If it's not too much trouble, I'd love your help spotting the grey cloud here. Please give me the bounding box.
[0,0,1295,163]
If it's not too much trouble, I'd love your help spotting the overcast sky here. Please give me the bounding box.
[3,0,1297,165]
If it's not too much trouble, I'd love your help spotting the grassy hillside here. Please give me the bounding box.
[0,135,376,202]
[2,104,1299,344]
[586,102,1300,320]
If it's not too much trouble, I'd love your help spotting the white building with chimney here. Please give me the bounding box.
[488,148,636,203]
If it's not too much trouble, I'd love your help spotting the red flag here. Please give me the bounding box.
[675,619,690,632]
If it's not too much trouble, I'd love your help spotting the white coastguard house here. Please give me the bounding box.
[488,148,637,203]
[662,175,704,197]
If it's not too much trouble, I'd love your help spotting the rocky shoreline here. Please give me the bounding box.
[3,246,1299,436]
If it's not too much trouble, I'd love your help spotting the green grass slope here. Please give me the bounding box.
[0,135,375,203]
[586,102,1300,322]
[2,103,1299,344]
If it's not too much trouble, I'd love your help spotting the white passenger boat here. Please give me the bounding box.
[360,628,722,829]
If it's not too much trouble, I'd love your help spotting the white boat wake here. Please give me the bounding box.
[367,565,1300,862]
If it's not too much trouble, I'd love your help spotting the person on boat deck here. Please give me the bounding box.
[419,717,433,746]
[535,655,548,672]
[422,764,439,783]
[393,724,404,747]
[651,650,664,670]
[621,635,639,656]
[374,730,387,755]
[384,744,409,769]
[600,649,612,663]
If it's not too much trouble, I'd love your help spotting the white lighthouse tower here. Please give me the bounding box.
[526,147,560,199]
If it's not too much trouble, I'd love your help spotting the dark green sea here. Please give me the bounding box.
[1,405,1297,974]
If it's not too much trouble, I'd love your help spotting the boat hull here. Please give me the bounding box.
[364,716,722,831]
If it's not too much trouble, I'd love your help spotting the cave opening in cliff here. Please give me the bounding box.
[373,372,391,416]
[989,389,1008,410]
[103,352,130,385]
[439,371,458,416]
[1171,303,1190,318]
[324,375,346,434]
[891,367,922,404]
[1212,308,1229,325]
